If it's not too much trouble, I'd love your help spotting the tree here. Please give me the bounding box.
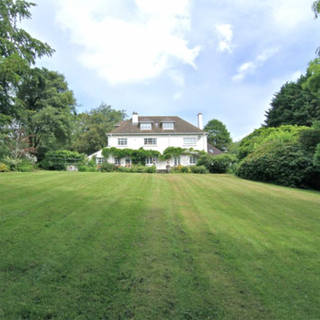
[303,59,320,98]
[14,67,77,158]
[0,0,54,114]
[72,103,127,155]
[264,74,320,127]
[204,119,232,151]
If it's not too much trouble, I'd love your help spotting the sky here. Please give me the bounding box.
[21,0,319,140]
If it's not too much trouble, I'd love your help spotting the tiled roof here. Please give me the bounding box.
[109,116,205,134]
[207,143,224,156]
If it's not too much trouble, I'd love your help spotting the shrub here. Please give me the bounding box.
[2,158,20,171]
[190,165,209,174]
[99,162,116,172]
[117,166,131,173]
[0,163,9,172]
[41,150,86,170]
[238,125,309,160]
[236,141,318,189]
[314,144,320,169]
[16,159,34,172]
[181,166,189,173]
[145,165,156,173]
[197,154,235,173]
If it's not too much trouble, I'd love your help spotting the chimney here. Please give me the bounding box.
[197,113,203,130]
[132,112,138,124]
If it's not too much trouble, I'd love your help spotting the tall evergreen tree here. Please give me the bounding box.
[264,74,320,127]
[204,119,232,151]
[0,0,54,114]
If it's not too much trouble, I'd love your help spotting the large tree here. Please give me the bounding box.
[14,67,77,158]
[264,74,320,127]
[204,119,232,151]
[0,0,54,114]
[72,103,127,155]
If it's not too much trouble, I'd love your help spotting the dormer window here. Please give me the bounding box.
[162,122,174,130]
[140,123,152,130]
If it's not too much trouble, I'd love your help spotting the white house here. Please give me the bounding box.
[89,112,222,169]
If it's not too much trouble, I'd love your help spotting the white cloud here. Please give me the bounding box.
[216,24,233,53]
[169,70,185,87]
[173,91,183,100]
[232,48,279,82]
[54,0,200,85]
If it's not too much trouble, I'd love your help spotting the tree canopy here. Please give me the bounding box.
[0,0,54,114]
[72,103,127,155]
[264,73,320,127]
[14,67,77,158]
[204,119,232,151]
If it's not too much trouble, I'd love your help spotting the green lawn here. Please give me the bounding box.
[0,172,320,320]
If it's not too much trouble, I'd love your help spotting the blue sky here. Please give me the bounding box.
[21,0,319,140]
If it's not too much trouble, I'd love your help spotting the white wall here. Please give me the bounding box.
[89,134,207,169]
[108,134,207,153]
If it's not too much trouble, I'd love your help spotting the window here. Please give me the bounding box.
[189,156,197,164]
[140,123,152,130]
[144,138,157,145]
[174,157,180,166]
[96,157,105,164]
[118,138,127,146]
[162,122,174,130]
[146,157,157,165]
[125,158,131,166]
[183,137,197,145]
[114,158,121,165]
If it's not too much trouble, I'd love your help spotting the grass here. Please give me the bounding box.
[0,172,320,320]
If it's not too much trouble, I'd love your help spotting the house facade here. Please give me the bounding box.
[89,113,219,169]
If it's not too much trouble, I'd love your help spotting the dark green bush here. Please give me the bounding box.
[314,144,320,169]
[41,150,86,170]
[117,166,131,173]
[181,166,189,173]
[145,165,156,173]
[99,162,116,172]
[197,154,235,173]
[190,165,209,174]
[236,141,318,189]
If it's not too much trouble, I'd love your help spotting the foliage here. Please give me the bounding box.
[313,0,320,18]
[102,147,161,165]
[2,121,37,160]
[197,154,235,173]
[161,147,205,160]
[298,121,320,153]
[72,103,127,155]
[302,59,320,99]
[204,119,232,151]
[190,165,209,174]
[265,73,320,127]
[227,141,241,157]
[314,144,320,168]
[238,125,309,160]
[41,150,86,170]
[16,159,33,172]
[100,163,156,173]
[13,67,77,160]
[1,157,34,172]
[78,165,97,172]
[0,0,54,114]
[99,162,116,172]
[0,163,9,172]
[237,141,318,189]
